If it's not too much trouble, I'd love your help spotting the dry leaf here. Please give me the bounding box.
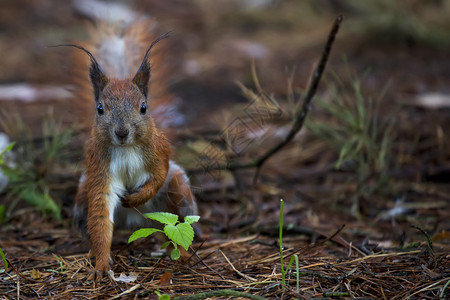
[159,271,173,286]
[30,269,41,280]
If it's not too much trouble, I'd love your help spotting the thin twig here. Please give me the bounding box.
[138,258,161,283]
[192,14,344,183]
[219,249,257,282]
[251,14,343,182]
[133,207,150,222]
[107,284,141,300]
[187,240,226,280]
[316,224,346,246]
[5,258,49,283]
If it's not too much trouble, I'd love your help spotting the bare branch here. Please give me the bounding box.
[191,15,344,183]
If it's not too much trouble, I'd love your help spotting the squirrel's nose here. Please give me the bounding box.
[114,128,129,139]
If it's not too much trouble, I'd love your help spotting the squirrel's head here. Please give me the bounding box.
[66,33,170,146]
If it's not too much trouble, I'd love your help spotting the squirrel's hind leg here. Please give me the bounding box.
[166,162,200,236]
[167,163,198,216]
[74,173,89,238]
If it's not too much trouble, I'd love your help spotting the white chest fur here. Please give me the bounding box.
[107,147,150,223]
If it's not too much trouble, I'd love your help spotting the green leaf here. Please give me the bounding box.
[4,142,15,153]
[160,241,171,250]
[0,142,14,158]
[154,290,171,300]
[184,215,200,225]
[0,248,7,269]
[164,223,194,251]
[128,228,162,243]
[170,248,181,260]
[144,212,179,226]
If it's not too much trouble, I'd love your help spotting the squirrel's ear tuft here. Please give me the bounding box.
[50,44,108,101]
[89,61,109,101]
[132,61,150,99]
[132,32,171,99]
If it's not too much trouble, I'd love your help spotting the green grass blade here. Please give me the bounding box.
[0,248,7,269]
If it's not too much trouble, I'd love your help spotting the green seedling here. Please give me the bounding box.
[279,199,299,295]
[128,212,200,260]
[155,290,171,300]
[54,254,64,273]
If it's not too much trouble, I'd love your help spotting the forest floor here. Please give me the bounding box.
[0,1,449,299]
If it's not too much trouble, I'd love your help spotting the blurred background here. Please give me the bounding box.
[0,0,449,246]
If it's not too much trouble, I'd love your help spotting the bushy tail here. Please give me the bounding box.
[70,16,182,133]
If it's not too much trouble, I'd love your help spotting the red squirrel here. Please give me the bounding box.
[71,20,198,281]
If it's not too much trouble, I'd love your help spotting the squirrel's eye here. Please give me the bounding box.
[97,103,104,115]
[140,102,147,114]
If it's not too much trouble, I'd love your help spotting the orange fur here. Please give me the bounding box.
[72,19,197,281]
[70,19,177,138]
[166,169,196,216]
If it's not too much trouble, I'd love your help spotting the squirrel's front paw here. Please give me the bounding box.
[87,268,107,281]
[87,259,112,281]
[121,193,138,208]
